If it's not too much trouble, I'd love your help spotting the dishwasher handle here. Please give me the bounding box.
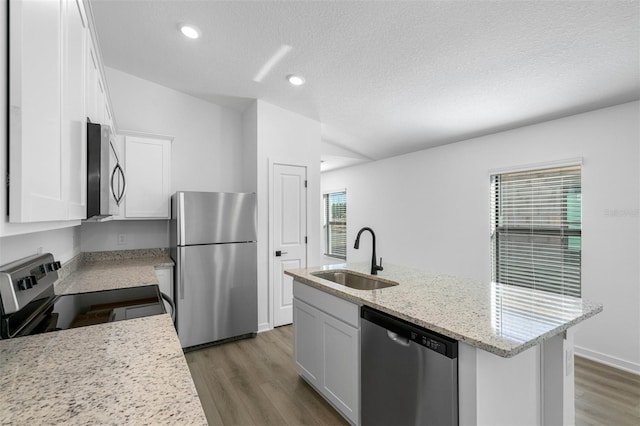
[387,330,411,346]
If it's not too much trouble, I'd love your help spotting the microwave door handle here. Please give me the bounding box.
[110,166,118,203]
[111,163,127,206]
[118,165,127,204]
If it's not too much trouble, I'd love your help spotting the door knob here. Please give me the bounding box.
[275,251,288,257]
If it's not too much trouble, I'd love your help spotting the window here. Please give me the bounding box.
[324,191,347,259]
[491,165,582,297]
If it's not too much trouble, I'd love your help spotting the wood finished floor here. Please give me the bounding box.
[185,325,348,426]
[186,326,639,426]
[575,355,640,426]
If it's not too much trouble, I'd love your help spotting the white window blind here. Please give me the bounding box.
[324,191,347,259]
[491,165,582,297]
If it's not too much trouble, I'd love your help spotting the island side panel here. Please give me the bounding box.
[542,329,575,426]
[459,342,542,425]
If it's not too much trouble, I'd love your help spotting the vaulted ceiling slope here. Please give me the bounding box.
[91,0,639,162]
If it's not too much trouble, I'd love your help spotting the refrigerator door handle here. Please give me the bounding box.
[179,260,185,300]
[178,192,186,246]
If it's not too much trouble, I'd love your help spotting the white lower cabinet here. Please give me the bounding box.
[293,281,360,425]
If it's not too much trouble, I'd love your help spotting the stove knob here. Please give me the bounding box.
[46,261,61,272]
[17,276,35,290]
[17,278,29,291]
[38,264,47,274]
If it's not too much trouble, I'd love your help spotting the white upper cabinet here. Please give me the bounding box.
[63,0,87,220]
[9,0,66,222]
[85,38,99,124]
[124,136,172,219]
[8,0,90,223]
[7,0,115,226]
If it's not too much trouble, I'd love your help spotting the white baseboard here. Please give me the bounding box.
[258,322,272,333]
[574,345,640,376]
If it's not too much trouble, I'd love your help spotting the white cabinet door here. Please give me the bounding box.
[8,0,89,223]
[322,314,360,425]
[96,76,106,125]
[9,0,66,222]
[125,136,171,219]
[155,266,174,317]
[62,0,87,220]
[293,298,323,388]
[293,281,360,425]
[85,38,99,124]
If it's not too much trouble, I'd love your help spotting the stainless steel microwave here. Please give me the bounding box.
[86,122,126,221]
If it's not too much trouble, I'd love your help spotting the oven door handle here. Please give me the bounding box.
[160,292,176,324]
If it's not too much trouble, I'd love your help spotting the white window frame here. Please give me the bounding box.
[323,189,347,260]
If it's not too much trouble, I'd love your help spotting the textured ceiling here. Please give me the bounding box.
[90,0,640,166]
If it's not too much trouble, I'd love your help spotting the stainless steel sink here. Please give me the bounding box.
[311,270,399,290]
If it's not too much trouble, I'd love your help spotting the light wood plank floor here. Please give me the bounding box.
[185,326,348,426]
[575,355,640,426]
[186,326,639,426]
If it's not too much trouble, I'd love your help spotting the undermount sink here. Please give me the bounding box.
[311,270,399,290]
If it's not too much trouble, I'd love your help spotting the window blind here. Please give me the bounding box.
[491,165,582,297]
[324,191,347,259]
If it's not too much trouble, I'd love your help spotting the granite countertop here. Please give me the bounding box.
[0,314,207,425]
[55,253,174,295]
[0,250,205,424]
[285,262,603,358]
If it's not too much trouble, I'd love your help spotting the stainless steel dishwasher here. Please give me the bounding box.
[361,306,458,426]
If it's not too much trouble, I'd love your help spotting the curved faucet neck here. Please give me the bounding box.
[354,227,382,275]
[355,227,376,248]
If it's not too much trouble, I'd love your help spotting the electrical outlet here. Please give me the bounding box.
[117,234,127,245]
[36,246,43,255]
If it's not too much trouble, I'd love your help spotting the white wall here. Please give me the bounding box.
[322,102,640,373]
[104,67,245,194]
[80,220,169,252]
[79,67,247,251]
[0,227,81,265]
[0,1,79,265]
[249,100,322,331]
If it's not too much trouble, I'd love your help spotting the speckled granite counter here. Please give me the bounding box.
[0,314,207,425]
[285,263,602,358]
[55,252,174,295]
[0,250,205,424]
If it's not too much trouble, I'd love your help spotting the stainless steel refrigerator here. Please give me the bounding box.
[170,191,257,348]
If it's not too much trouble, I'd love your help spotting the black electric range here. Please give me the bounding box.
[0,253,167,339]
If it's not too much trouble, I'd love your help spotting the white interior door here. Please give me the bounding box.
[273,163,307,327]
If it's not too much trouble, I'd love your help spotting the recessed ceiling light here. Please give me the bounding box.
[179,24,200,39]
[287,74,305,86]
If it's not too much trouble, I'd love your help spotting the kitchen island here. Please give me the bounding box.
[0,251,207,425]
[286,262,603,426]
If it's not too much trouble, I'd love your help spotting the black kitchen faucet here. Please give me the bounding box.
[354,227,384,275]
